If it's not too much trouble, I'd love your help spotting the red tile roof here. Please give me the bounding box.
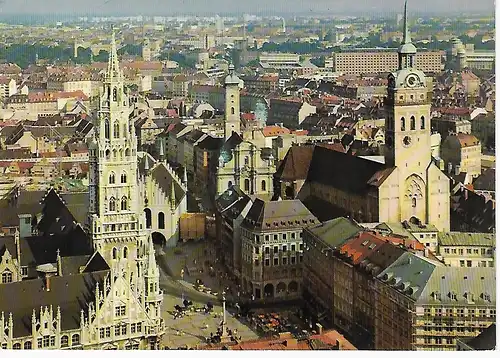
[262,125,291,137]
[456,133,480,147]
[340,231,387,265]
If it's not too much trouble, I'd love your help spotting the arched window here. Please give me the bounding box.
[121,173,127,183]
[105,150,111,160]
[13,343,21,350]
[123,123,127,137]
[71,334,80,346]
[109,197,116,211]
[112,88,117,102]
[61,335,69,347]
[104,119,110,139]
[261,180,266,192]
[119,149,123,159]
[1,270,12,284]
[410,116,416,130]
[109,172,115,184]
[113,121,119,138]
[121,197,127,211]
[125,148,130,157]
[420,116,425,129]
[400,117,406,131]
[112,149,117,159]
[112,247,118,260]
[228,181,233,189]
[231,107,235,115]
[412,197,417,208]
[123,247,128,259]
[24,342,32,350]
[244,179,250,192]
[158,212,165,229]
[144,208,152,229]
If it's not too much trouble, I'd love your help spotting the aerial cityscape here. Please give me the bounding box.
[0,0,496,351]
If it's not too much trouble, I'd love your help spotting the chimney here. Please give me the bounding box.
[316,323,323,335]
[424,248,430,257]
[45,275,51,292]
[447,162,453,174]
[454,165,460,176]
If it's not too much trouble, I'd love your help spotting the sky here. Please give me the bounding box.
[0,0,495,15]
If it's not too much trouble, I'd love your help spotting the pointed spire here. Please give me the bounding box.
[159,140,165,161]
[170,180,176,210]
[107,25,121,81]
[402,0,411,44]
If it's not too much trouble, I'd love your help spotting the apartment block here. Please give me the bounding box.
[437,232,495,268]
[331,50,443,75]
[240,199,319,301]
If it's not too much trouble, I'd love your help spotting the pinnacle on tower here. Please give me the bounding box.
[402,0,411,45]
[159,140,165,161]
[107,26,121,81]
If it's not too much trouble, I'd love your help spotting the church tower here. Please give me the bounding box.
[224,64,241,140]
[384,1,440,227]
[142,38,151,62]
[87,29,150,284]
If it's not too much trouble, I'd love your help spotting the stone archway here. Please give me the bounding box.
[276,282,287,295]
[152,232,167,246]
[288,281,298,293]
[264,283,274,298]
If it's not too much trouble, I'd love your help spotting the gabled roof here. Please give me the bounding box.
[377,252,437,300]
[306,146,388,194]
[242,199,319,231]
[274,145,314,181]
[150,163,186,206]
[472,168,495,192]
[215,185,252,221]
[306,217,362,249]
[437,232,495,247]
[0,270,109,338]
[459,324,496,350]
[416,267,495,305]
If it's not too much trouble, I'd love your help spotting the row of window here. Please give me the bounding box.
[260,255,303,267]
[242,179,267,192]
[144,209,166,230]
[399,116,425,131]
[244,231,303,244]
[443,247,493,256]
[9,333,81,349]
[108,197,128,211]
[109,172,127,184]
[101,148,134,160]
[98,322,142,339]
[103,118,131,140]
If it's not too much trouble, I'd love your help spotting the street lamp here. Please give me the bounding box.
[180,269,185,301]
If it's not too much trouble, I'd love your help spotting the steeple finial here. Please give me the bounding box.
[159,140,165,161]
[107,25,121,81]
[402,0,411,44]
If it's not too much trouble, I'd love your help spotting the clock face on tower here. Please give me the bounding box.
[403,135,412,147]
[405,74,419,88]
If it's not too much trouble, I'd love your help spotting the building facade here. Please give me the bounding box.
[330,50,443,75]
[240,199,319,301]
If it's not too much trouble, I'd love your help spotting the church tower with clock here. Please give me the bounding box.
[384,0,450,231]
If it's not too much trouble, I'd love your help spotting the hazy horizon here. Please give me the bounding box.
[0,0,496,16]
